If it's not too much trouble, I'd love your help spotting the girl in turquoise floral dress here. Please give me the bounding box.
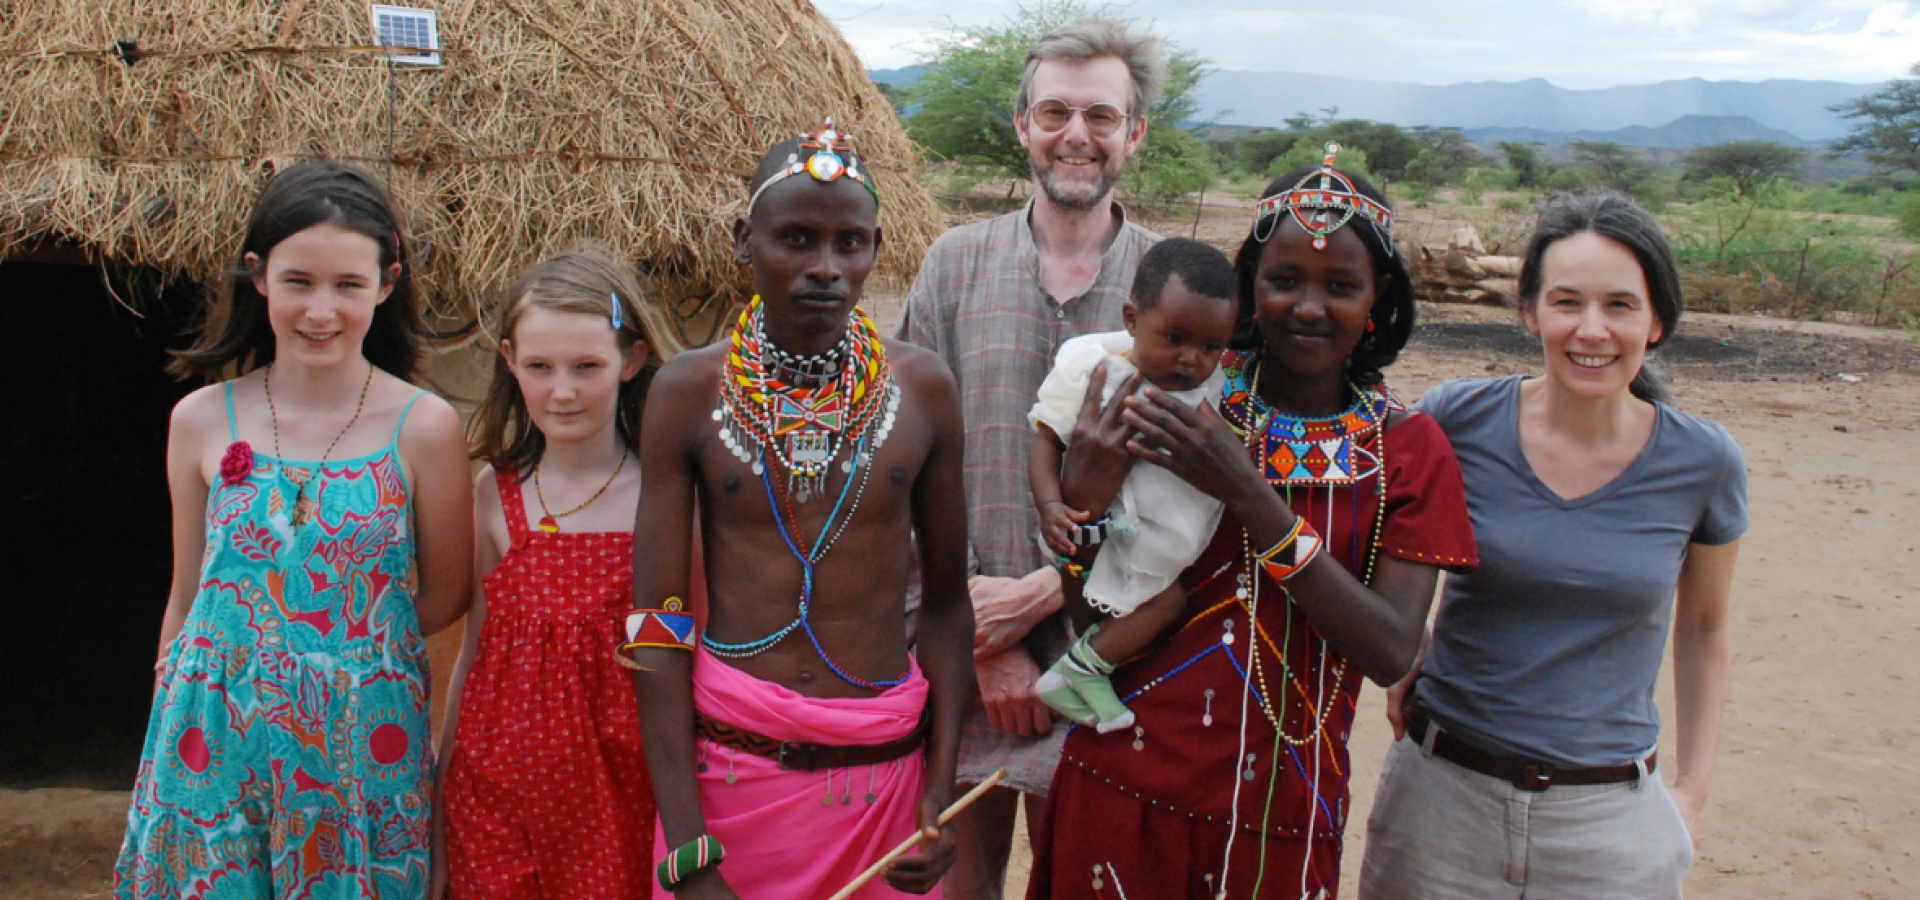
[115,161,474,900]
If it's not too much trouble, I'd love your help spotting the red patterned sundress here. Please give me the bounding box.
[442,470,655,899]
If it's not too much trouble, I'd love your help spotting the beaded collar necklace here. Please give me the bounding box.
[713,296,895,503]
[704,296,907,690]
[1220,351,1389,486]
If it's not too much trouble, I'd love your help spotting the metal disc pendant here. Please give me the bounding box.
[751,461,764,475]
[711,408,724,421]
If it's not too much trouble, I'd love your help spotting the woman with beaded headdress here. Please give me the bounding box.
[1025,145,1479,899]
[1359,192,1746,900]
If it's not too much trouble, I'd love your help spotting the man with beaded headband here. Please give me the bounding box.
[1024,150,1479,898]
[627,121,973,899]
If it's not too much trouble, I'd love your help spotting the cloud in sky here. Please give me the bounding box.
[814,0,1919,87]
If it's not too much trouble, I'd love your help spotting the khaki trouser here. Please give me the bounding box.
[1360,736,1694,900]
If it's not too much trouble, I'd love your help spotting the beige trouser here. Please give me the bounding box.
[1360,736,1694,900]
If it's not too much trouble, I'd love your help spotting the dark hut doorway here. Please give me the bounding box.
[0,260,197,789]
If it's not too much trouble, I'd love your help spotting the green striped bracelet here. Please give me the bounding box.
[656,834,725,891]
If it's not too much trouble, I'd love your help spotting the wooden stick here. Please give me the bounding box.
[826,768,1007,900]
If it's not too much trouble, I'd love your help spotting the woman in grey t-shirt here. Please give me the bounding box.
[1361,192,1748,900]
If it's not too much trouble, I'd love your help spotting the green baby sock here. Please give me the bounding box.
[1034,625,1136,733]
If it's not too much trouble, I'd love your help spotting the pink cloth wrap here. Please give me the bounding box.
[654,648,938,899]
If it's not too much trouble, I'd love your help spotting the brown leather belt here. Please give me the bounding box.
[695,711,927,772]
[1405,703,1654,793]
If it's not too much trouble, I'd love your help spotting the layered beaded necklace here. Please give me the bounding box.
[711,297,896,504]
[703,297,906,689]
[1217,351,1394,712]
[1209,349,1397,897]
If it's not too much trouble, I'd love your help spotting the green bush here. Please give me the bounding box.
[1270,142,1373,182]
[1496,194,1530,212]
[1670,187,1892,318]
[1897,191,1920,239]
[1395,180,1434,207]
[1547,167,1594,192]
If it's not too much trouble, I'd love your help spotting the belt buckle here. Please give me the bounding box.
[776,741,806,771]
[1516,761,1554,792]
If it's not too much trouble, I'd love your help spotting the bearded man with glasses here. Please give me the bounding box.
[895,15,1168,900]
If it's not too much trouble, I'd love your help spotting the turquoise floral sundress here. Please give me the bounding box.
[115,383,434,900]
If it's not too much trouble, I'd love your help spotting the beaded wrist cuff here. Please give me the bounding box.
[657,834,725,891]
[1257,523,1323,582]
[617,598,697,668]
[1253,517,1308,564]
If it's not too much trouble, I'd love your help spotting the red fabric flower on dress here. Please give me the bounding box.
[220,441,255,486]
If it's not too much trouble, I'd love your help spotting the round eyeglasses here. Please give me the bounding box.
[1026,98,1130,137]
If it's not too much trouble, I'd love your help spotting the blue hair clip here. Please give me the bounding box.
[611,292,624,330]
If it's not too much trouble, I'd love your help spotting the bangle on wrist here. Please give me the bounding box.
[1256,520,1323,582]
[1070,513,1112,547]
[1253,517,1307,564]
[657,834,725,891]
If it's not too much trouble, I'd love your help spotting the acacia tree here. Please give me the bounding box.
[1570,141,1655,198]
[1683,141,1806,196]
[1500,141,1547,189]
[902,1,1215,205]
[1403,127,1483,186]
[1831,62,1920,176]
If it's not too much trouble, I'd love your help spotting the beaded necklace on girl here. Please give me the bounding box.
[701,296,905,690]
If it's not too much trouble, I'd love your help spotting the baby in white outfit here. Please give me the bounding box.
[1028,238,1239,732]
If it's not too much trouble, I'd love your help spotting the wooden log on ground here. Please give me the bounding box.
[1478,256,1522,278]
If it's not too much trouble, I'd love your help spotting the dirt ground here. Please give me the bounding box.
[8,189,1917,898]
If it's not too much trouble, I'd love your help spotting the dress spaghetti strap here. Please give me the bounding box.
[223,382,238,443]
[392,390,428,445]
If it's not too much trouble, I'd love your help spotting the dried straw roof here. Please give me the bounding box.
[0,0,940,354]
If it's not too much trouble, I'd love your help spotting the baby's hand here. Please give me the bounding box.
[1040,501,1087,557]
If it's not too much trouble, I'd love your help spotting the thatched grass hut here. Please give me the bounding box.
[0,0,940,352]
[0,0,937,788]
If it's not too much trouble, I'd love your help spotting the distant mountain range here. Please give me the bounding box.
[869,67,1883,145]
[1463,114,1813,150]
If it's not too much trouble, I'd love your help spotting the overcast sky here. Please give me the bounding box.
[813,0,1920,88]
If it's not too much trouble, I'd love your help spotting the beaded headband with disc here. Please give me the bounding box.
[745,118,881,216]
[1254,142,1394,255]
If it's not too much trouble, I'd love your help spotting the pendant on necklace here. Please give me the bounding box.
[291,495,315,528]
[537,515,561,534]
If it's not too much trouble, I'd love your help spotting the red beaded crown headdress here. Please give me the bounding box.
[1254,142,1394,256]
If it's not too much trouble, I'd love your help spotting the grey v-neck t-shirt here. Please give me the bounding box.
[1413,376,1748,768]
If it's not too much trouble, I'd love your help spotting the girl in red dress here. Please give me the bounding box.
[435,244,664,899]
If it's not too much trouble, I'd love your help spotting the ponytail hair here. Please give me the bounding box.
[467,242,660,472]
[1517,191,1682,403]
